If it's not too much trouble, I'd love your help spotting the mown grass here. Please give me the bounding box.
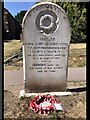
[4,40,22,60]
[4,40,86,70]
[69,48,86,67]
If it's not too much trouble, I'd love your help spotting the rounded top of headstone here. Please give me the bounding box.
[22,2,69,28]
[22,2,70,43]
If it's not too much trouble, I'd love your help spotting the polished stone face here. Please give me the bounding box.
[22,2,71,92]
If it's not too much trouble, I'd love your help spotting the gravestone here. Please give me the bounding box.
[22,2,70,93]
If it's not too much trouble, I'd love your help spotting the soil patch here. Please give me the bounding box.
[4,82,86,119]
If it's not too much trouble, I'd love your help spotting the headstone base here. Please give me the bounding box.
[19,90,72,98]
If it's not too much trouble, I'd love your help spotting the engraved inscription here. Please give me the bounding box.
[24,37,67,72]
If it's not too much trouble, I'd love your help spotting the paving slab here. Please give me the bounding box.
[68,67,86,82]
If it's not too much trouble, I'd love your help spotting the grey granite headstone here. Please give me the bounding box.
[22,2,71,93]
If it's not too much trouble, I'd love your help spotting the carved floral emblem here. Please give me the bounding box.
[35,10,59,35]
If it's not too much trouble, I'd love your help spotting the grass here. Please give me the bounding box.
[69,48,86,67]
[4,40,86,70]
[4,40,22,60]
[70,43,86,49]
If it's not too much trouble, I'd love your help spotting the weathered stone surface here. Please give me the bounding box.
[22,2,70,92]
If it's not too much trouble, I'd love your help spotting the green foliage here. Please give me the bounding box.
[55,2,86,43]
[15,10,27,24]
